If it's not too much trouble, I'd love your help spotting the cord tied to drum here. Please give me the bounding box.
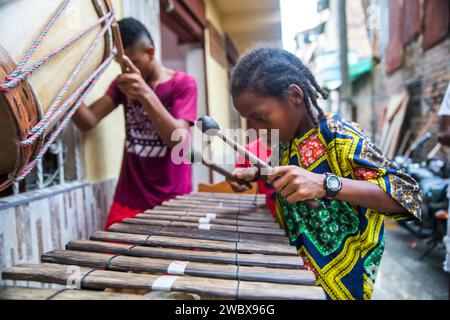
[4,0,72,83]
[14,50,116,182]
[0,0,123,183]
[0,12,113,91]
[17,12,116,146]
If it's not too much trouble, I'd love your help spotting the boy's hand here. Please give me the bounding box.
[226,167,258,192]
[267,166,326,203]
[117,55,155,102]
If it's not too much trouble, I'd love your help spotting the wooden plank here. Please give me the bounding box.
[380,92,408,153]
[0,286,156,300]
[108,223,289,245]
[163,199,265,209]
[192,191,265,198]
[144,207,275,223]
[2,263,326,299]
[136,212,279,229]
[191,192,265,200]
[147,208,274,222]
[121,218,285,236]
[153,204,273,217]
[174,195,265,205]
[65,240,302,270]
[386,93,410,158]
[42,249,310,285]
[89,231,297,256]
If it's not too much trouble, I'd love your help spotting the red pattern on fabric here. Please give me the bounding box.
[298,133,326,168]
[300,252,319,278]
[354,167,379,180]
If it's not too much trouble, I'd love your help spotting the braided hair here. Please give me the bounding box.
[230,46,328,126]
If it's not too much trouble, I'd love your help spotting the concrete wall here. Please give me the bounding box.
[204,0,236,181]
[0,179,117,288]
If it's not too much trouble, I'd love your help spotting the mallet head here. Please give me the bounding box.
[197,116,220,136]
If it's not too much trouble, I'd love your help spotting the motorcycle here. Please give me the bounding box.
[393,132,449,259]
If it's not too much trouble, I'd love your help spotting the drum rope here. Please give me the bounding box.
[5,0,72,81]
[19,13,116,146]
[14,51,116,182]
[0,0,120,182]
[0,12,113,91]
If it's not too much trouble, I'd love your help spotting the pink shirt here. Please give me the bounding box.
[106,71,198,210]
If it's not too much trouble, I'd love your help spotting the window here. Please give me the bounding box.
[0,124,83,198]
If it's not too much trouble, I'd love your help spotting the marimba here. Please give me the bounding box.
[1,192,326,300]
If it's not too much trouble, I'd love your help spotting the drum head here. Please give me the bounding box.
[0,0,113,190]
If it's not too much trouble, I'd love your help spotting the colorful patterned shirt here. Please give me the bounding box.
[275,113,422,300]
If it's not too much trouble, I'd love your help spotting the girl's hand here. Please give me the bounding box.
[267,166,326,203]
[226,167,258,192]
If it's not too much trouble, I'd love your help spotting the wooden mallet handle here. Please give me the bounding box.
[104,0,127,73]
[190,150,253,189]
[197,116,271,170]
[197,116,320,208]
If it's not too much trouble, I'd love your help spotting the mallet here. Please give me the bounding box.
[197,116,271,170]
[197,116,319,208]
[188,148,253,189]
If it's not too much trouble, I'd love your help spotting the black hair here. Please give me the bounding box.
[118,17,154,49]
[230,45,328,126]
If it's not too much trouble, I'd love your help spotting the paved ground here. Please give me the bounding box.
[372,221,449,300]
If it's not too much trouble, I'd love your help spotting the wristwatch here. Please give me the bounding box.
[323,173,343,199]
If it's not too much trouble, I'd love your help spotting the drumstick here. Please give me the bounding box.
[189,149,253,189]
[197,116,319,208]
[104,0,127,73]
[104,0,133,108]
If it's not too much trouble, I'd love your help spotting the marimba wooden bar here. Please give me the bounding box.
[1,192,326,300]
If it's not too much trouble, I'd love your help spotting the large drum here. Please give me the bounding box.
[0,0,114,190]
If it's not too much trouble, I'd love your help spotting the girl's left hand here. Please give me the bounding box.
[267,166,327,203]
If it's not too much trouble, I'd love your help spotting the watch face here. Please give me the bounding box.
[328,176,341,191]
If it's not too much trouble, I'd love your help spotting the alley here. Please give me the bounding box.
[373,221,448,300]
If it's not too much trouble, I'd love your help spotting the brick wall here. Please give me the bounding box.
[352,16,449,159]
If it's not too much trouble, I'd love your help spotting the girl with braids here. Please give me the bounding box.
[229,46,422,300]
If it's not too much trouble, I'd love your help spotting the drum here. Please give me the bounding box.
[1,192,326,300]
[0,0,114,190]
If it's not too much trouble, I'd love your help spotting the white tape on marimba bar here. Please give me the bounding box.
[198,223,211,230]
[206,213,217,219]
[167,261,189,275]
[151,275,179,291]
[198,217,210,224]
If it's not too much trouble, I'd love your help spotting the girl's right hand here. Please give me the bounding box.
[226,167,259,192]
